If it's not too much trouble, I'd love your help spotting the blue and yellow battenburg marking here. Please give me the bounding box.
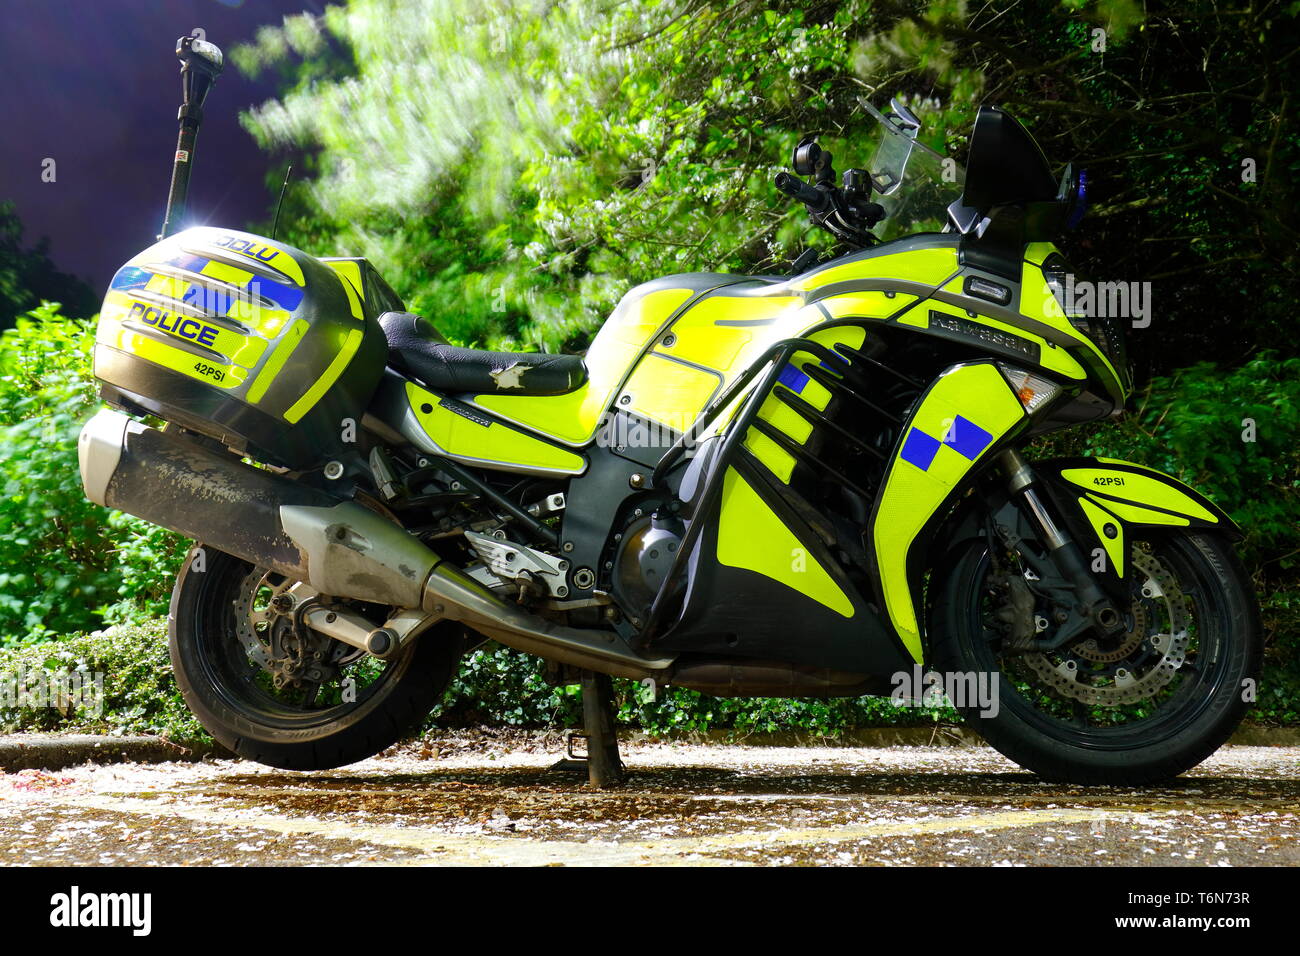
[871,363,1027,661]
[109,249,306,318]
[775,357,838,394]
[898,415,994,471]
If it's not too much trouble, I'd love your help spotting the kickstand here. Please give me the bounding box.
[549,670,624,788]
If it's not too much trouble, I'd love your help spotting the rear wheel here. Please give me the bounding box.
[931,529,1261,785]
[169,546,461,770]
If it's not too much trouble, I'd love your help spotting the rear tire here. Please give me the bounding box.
[931,530,1261,785]
[169,547,460,770]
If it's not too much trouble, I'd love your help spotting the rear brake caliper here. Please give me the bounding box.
[233,569,341,689]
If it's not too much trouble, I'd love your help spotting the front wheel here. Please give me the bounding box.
[931,529,1261,785]
[169,546,461,770]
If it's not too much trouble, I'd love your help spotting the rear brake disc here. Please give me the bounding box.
[232,568,337,689]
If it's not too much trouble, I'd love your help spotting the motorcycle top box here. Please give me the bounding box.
[94,226,392,470]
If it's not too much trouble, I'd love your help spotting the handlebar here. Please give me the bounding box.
[774,172,829,212]
[776,136,885,250]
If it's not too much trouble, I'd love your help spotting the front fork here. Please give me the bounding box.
[993,449,1125,650]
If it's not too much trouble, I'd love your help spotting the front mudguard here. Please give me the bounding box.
[923,455,1239,657]
[1035,457,1240,589]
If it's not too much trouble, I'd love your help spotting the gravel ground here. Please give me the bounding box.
[0,733,1296,866]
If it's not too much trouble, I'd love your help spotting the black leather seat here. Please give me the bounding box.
[378,311,587,396]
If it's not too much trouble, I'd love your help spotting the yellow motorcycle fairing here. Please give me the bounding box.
[715,465,854,618]
[870,361,1029,661]
[459,234,1123,459]
[404,233,1130,649]
[404,380,587,476]
[463,239,968,449]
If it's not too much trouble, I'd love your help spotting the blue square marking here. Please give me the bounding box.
[777,363,809,394]
[900,427,942,471]
[184,283,232,315]
[249,277,304,313]
[109,266,151,292]
[943,415,994,461]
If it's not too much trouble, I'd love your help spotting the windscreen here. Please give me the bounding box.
[861,100,966,241]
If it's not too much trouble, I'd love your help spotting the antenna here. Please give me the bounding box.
[160,36,225,239]
[271,164,294,241]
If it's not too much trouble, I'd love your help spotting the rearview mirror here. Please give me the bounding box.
[793,135,822,177]
[888,97,921,132]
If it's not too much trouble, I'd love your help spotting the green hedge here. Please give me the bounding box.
[1,622,1292,740]
[0,621,203,739]
[0,305,186,645]
[0,621,955,739]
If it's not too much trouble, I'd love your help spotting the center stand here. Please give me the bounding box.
[549,670,624,788]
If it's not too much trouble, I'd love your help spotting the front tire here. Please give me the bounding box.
[169,546,461,770]
[931,529,1261,785]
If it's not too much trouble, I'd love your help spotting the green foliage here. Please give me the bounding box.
[236,0,1299,378]
[0,628,954,739]
[237,0,883,351]
[849,0,1300,380]
[618,680,957,736]
[0,202,97,331]
[437,643,581,727]
[0,305,186,644]
[0,620,205,739]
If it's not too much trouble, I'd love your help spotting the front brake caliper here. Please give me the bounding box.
[995,573,1038,653]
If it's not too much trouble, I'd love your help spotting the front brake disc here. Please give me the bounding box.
[1021,549,1191,707]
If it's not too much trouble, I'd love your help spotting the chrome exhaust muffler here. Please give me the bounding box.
[78,409,669,677]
